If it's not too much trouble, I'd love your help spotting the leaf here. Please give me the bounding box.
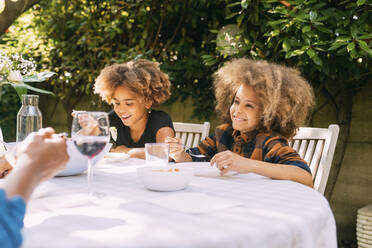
[282,39,291,52]
[226,2,241,8]
[357,40,372,57]
[347,42,355,52]
[311,53,323,66]
[357,0,366,6]
[268,19,287,26]
[307,48,316,58]
[302,26,311,33]
[237,14,245,26]
[286,49,306,58]
[359,34,372,39]
[209,29,219,34]
[14,83,54,95]
[241,0,248,9]
[309,11,318,22]
[225,12,238,19]
[314,25,332,34]
[328,42,345,51]
[10,84,28,101]
[22,72,56,83]
[269,29,280,37]
[336,36,351,43]
[350,24,358,38]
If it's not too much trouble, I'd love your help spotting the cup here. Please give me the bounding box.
[145,143,169,166]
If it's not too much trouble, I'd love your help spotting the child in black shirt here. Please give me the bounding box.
[94,59,175,158]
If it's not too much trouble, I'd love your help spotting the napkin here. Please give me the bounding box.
[147,192,242,214]
[176,162,238,177]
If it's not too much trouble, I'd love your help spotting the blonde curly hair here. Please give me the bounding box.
[213,58,315,138]
[94,59,171,106]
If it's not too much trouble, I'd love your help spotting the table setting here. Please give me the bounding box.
[21,138,337,248]
[0,111,337,247]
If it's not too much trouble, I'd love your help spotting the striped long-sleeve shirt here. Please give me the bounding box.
[189,124,311,174]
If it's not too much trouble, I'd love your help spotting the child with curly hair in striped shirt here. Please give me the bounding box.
[166,58,315,187]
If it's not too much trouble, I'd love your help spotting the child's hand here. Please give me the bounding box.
[164,136,191,162]
[74,112,100,136]
[210,150,249,176]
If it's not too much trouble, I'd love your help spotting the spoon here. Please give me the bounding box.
[184,145,207,158]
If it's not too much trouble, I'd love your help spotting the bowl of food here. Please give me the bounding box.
[56,140,112,177]
[137,166,194,191]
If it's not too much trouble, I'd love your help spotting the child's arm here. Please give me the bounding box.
[111,145,145,159]
[211,151,313,187]
[155,127,175,143]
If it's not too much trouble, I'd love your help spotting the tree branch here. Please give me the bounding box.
[163,0,186,51]
[279,1,292,8]
[0,0,40,35]
[151,1,167,50]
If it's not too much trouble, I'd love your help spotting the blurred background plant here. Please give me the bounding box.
[0,52,54,100]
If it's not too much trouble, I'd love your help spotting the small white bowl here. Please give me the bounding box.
[56,140,112,177]
[137,166,194,191]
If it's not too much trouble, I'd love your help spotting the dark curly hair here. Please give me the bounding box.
[213,58,315,138]
[94,59,171,106]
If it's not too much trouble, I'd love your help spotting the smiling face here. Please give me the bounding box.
[230,84,262,133]
[112,85,151,128]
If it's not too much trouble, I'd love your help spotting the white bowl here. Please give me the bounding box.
[56,140,112,177]
[137,166,194,191]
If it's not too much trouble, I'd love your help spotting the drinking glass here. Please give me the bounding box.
[145,143,169,166]
[71,111,110,196]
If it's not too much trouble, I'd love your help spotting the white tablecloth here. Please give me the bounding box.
[22,158,337,248]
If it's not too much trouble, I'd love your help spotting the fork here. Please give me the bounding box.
[183,145,207,158]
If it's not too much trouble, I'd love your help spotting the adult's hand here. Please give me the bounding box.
[16,127,69,182]
[4,128,69,201]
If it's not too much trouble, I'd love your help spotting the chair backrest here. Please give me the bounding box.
[289,124,340,194]
[0,127,5,154]
[0,127,3,143]
[173,122,210,147]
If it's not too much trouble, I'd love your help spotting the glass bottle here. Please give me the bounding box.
[16,95,42,142]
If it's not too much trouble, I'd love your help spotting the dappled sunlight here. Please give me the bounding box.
[0,0,4,13]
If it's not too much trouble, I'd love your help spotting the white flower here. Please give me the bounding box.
[109,127,118,142]
[7,70,23,82]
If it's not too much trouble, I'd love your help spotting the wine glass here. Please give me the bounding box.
[71,111,110,196]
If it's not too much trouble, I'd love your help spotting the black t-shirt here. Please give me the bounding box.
[108,109,174,148]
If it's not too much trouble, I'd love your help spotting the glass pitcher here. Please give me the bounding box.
[16,95,42,142]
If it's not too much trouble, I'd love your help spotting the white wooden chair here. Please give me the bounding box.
[289,124,340,194]
[0,127,5,154]
[173,122,210,147]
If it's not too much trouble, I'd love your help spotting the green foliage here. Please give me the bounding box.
[208,0,372,94]
[0,85,20,141]
[18,0,230,120]
[1,0,371,140]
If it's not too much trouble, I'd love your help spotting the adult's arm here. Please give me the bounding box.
[0,189,25,248]
[3,128,68,201]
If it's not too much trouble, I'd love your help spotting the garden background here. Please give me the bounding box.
[1,0,372,246]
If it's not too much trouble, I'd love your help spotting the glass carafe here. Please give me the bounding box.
[16,95,42,142]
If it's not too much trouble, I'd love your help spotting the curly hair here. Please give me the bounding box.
[94,59,171,106]
[213,58,315,138]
